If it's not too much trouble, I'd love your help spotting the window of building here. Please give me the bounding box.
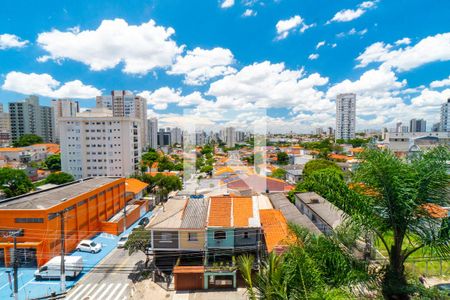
[188,232,198,241]
[15,218,44,223]
[214,231,226,240]
[161,232,172,242]
[243,232,249,239]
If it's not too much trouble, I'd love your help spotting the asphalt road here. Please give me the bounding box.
[65,247,146,300]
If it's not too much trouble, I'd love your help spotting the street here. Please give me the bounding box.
[65,247,147,300]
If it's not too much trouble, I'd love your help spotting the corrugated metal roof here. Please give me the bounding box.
[180,197,209,229]
[268,193,321,234]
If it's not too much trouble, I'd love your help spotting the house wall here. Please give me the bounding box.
[207,228,234,249]
[179,230,205,251]
[294,198,331,234]
[234,228,259,248]
[0,178,126,267]
[153,230,179,249]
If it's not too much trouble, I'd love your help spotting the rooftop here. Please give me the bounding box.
[295,192,345,230]
[208,195,260,228]
[148,198,187,229]
[259,209,294,254]
[268,193,321,234]
[180,197,209,229]
[0,177,121,210]
[125,178,148,195]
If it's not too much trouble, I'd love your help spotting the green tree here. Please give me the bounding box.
[45,172,75,185]
[141,150,160,166]
[276,152,289,165]
[303,159,342,178]
[13,134,44,147]
[299,147,450,299]
[200,165,213,174]
[237,224,371,300]
[124,227,152,267]
[271,168,286,179]
[0,168,34,197]
[45,154,61,171]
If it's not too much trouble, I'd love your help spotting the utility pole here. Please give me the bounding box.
[12,233,18,300]
[59,210,66,293]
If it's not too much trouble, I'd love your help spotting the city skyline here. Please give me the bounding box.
[0,0,449,133]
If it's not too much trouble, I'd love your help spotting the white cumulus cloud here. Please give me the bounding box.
[395,37,411,45]
[327,1,377,24]
[430,76,450,88]
[356,32,450,71]
[221,0,235,8]
[2,71,101,99]
[242,9,257,17]
[0,34,29,49]
[139,87,208,110]
[308,53,319,60]
[316,41,326,49]
[168,47,236,85]
[37,18,183,75]
[275,15,312,40]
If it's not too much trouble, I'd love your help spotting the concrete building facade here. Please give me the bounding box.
[409,118,427,133]
[147,117,158,149]
[96,90,148,148]
[51,99,79,143]
[0,104,10,146]
[335,93,356,141]
[441,99,450,132]
[9,96,55,143]
[59,108,141,179]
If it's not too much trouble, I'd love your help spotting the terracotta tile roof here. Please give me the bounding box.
[146,171,178,177]
[420,203,448,219]
[208,196,232,227]
[259,209,295,254]
[151,161,159,169]
[329,154,351,161]
[125,178,149,195]
[0,147,25,152]
[173,266,205,274]
[351,147,364,153]
[227,175,293,193]
[233,197,254,227]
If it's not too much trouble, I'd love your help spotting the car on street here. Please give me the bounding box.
[76,239,102,253]
[117,235,129,248]
[138,217,149,227]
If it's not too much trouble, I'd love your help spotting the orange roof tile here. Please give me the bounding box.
[208,196,232,227]
[0,147,25,152]
[351,147,364,153]
[233,197,253,227]
[329,154,351,161]
[420,203,448,219]
[146,171,178,177]
[151,161,159,169]
[259,209,295,253]
[125,178,149,195]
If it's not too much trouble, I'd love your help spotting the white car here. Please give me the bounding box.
[117,235,129,248]
[76,240,102,253]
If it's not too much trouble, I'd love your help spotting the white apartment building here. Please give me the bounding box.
[96,90,147,148]
[170,127,182,145]
[0,104,10,146]
[225,127,236,148]
[335,93,356,141]
[441,98,450,132]
[59,108,141,179]
[51,99,79,143]
[147,117,158,149]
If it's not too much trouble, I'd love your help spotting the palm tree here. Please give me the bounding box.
[298,146,450,299]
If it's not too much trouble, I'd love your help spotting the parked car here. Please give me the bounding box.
[117,235,129,248]
[35,256,83,280]
[76,240,102,253]
[138,217,149,227]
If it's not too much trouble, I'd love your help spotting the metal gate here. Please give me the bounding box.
[10,248,37,268]
[0,249,5,267]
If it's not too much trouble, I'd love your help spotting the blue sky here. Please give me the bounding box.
[0,0,449,132]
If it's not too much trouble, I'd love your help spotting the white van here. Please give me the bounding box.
[34,256,83,280]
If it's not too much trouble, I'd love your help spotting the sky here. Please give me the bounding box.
[0,0,449,133]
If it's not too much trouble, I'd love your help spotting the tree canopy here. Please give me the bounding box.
[13,134,44,147]
[0,168,33,197]
[303,159,343,178]
[45,172,75,185]
[296,147,450,299]
[276,152,289,165]
[124,226,151,266]
[271,168,286,179]
[45,154,61,171]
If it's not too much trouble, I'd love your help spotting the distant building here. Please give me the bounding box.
[385,131,450,154]
[432,122,441,132]
[441,98,450,132]
[195,131,206,146]
[96,90,147,148]
[157,128,171,147]
[170,127,183,145]
[236,130,245,143]
[59,108,141,179]
[225,127,236,148]
[335,93,356,141]
[9,96,55,143]
[315,128,323,135]
[51,99,79,143]
[147,117,158,149]
[0,104,10,146]
[409,118,426,133]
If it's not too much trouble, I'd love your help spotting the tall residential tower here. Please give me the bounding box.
[335,93,356,141]
[441,99,450,132]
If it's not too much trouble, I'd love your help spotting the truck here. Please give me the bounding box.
[34,256,83,280]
